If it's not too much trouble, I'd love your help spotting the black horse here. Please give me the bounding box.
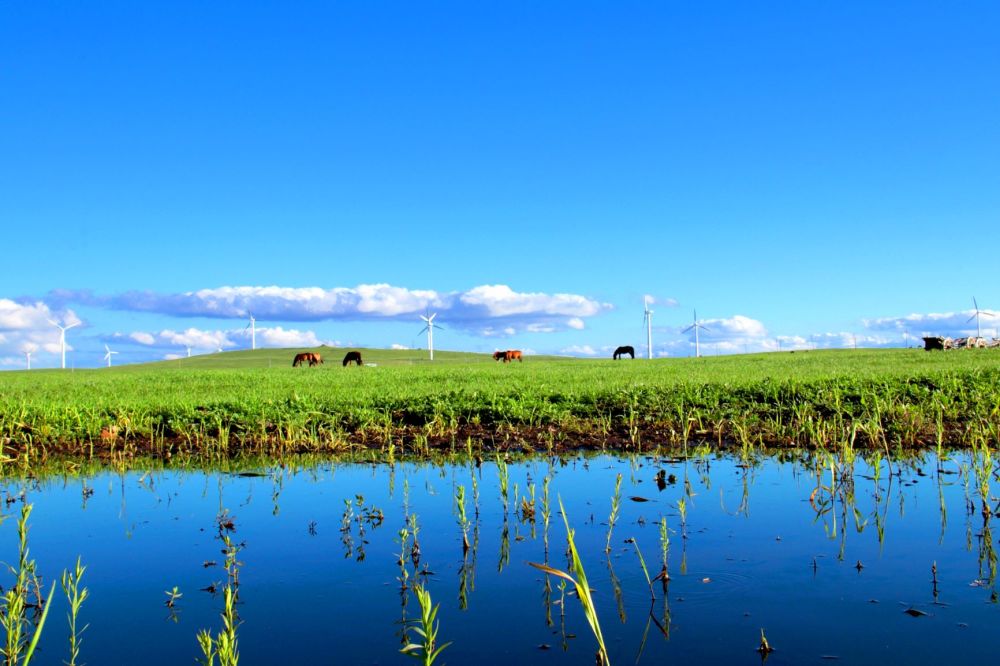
[342,351,363,367]
[613,345,635,360]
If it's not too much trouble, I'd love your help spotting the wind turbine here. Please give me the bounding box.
[245,312,257,350]
[643,297,654,359]
[966,297,996,339]
[419,313,441,361]
[682,310,710,358]
[103,344,119,368]
[47,319,80,369]
[24,351,32,370]
[186,346,192,358]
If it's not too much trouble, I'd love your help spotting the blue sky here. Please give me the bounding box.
[2,1,999,367]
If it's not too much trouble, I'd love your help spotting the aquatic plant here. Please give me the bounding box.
[60,557,89,666]
[606,473,623,553]
[529,497,610,666]
[401,584,451,666]
[454,484,471,554]
[0,504,54,666]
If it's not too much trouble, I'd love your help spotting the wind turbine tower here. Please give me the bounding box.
[967,297,996,339]
[47,319,80,369]
[186,346,192,358]
[419,313,439,361]
[103,344,119,368]
[682,310,710,358]
[24,351,31,370]
[643,297,654,360]
[245,312,257,350]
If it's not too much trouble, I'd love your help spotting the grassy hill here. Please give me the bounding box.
[115,346,574,371]
[2,347,999,460]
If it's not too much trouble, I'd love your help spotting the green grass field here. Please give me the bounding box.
[2,346,999,460]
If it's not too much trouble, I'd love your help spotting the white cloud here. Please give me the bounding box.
[0,300,83,361]
[59,283,610,335]
[127,328,235,350]
[644,295,679,308]
[255,326,334,348]
[560,344,598,356]
[123,326,335,351]
[864,310,1000,338]
[694,315,769,341]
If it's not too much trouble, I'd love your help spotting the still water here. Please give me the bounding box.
[3,450,997,664]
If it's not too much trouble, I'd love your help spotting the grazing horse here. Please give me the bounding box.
[342,351,363,367]
[293,352,323,367]
[493,351,508,362]
[613,345,635,360]
[504,350,523,363]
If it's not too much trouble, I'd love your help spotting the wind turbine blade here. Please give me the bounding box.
[65,322,80,330]
[47,319,59,328]
[973,297,979,311]
[105,344,111,353]
[967,314,977,324]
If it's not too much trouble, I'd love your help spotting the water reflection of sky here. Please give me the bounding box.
[1,451,996,664]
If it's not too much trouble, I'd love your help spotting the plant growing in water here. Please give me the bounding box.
[401,584,451,666]
[606,473,623,553]
[529,497,611,666]
[455,485,470,554]
[61,557,89,666]
[1,504,55,666]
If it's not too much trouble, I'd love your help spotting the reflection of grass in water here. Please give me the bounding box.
[197,521,242,666]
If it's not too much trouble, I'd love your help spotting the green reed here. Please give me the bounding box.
[60,557,89,666]
[1,504,55,666]
[401,584,451,666]
[605,473,623,553]
[455,485,470,553]
[529,497,610,666]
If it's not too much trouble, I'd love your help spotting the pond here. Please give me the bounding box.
[2,448,997,664]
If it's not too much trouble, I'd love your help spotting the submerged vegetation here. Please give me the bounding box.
[2,348,1000,465]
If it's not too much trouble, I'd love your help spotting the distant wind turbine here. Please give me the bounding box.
[245,312,257,350]
[967,297,996,339]
[682,310,710,358]
[47,319,80,369]
[103,344,119,368]
[186,346,192,358]
[643,297,654,360]
[419,313,442,361]
[24,351,32,370]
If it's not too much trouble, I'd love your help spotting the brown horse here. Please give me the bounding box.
[504,350,523,363]
[293,352,323,367]
[342,351,363,367]
[493,351,508,362]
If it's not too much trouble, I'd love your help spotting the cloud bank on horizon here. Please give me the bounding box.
[3,284,1000,367]
[51,283,610,334]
